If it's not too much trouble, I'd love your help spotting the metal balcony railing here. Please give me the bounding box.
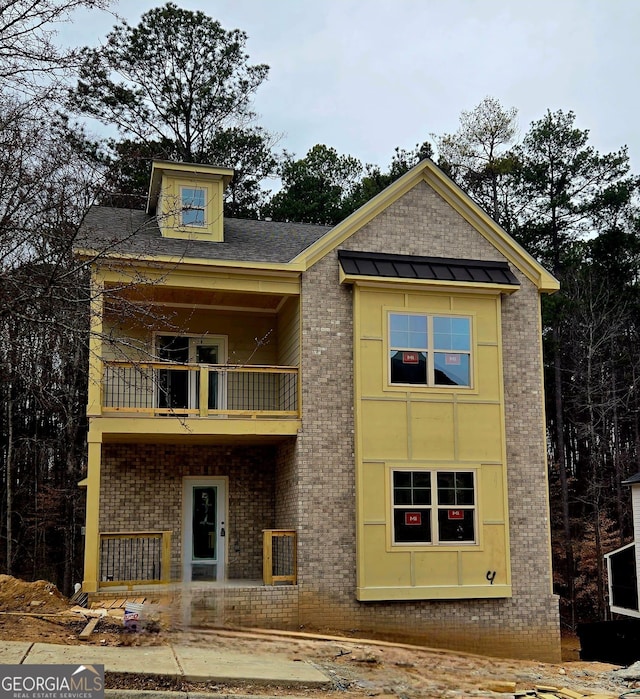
[101,361,299,418]
[263,529,297,585]
[99,531,172,587]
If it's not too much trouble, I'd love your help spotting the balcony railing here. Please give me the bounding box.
[263,529,297,585]
[101,361,299,418]
[99,531,172,588]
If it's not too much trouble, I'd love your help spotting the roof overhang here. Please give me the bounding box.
[146,160,234,214]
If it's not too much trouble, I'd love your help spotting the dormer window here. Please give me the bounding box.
[181,187,206,227]
[147,161,233,241]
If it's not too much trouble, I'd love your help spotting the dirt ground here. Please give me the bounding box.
[0,575,635,698]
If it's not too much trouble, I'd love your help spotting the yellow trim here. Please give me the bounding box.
[147,160,233,214]
[357,584,512,601]
[294,159,559,293]
[87,271,104,417]
[82,440,101,593]
[384,464,482,551]
[88,416,301,439]
[354,285,366,594]
[340,269,520,295]
[494,291,512,584]
[382,306,477,394]
[98,265,301,296]
[75,247,306,274]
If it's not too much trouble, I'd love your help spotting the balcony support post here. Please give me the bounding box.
[199,366,208,417]
[87,273,104,417]
[82,439,102,593]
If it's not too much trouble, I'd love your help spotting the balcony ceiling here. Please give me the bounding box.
[106,285,285,312]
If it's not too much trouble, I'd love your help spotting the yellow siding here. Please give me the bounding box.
[103,308,279,366]
[361,462,386,522]
[277,297,300,366]
[456,403,503,462]
[360,401,408,461]
[158,175,225,242]
[354,284,511,600]
[361,526,412,587]
[413,550,459,586]
[410,402,455,461]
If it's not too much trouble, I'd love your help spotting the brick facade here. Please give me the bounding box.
[93,179,560,661]
[100,443,283,580]
[293,181,560,661]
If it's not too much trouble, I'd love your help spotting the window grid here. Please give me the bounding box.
[389,312,472,388]
[181,186,206,227]
[392,470,476,546]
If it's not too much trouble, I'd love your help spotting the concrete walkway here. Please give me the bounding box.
[0,640,330,693]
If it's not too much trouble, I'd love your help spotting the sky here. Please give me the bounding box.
[59,0,640,172]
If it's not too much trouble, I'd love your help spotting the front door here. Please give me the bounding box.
[182,478,226,582]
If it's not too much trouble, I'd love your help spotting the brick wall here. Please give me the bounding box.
[294,181,561,661]
[100,443,280,580]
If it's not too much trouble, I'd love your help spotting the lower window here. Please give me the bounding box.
[392,469,476,545]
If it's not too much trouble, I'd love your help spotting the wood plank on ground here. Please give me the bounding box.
[79,617,100,639]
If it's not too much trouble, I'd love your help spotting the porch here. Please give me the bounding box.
[83,441,299,594]
[96,529,297,591]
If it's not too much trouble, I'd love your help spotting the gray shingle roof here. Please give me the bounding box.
[77,206,332,264]
[338,250,520,286]
[623,473,640,486]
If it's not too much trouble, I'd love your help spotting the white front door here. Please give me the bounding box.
[183,478,226,582]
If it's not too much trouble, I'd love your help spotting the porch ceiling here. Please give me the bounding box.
[106,285,286,312]
[99,432,297,446]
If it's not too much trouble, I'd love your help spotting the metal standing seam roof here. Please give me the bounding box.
[338,250,520,286]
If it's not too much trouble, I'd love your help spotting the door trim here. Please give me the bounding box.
[182,476,228,582]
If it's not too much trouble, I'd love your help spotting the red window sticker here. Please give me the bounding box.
[402,352,419,364]
[445,354,461,365]
[448,509,464,520]
[405,512,422,525]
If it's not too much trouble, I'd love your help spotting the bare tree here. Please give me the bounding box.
[436,96,519,228]
[0,0,112,94]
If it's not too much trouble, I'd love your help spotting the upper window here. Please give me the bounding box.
[389,313,471,387]
[181,187,206,227]
[392,470,476,545]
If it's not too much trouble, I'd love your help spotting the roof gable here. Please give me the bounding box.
[294,159,559,293]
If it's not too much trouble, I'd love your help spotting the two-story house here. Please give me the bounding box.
[75,158,561,660]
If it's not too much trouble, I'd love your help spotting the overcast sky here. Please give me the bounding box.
[61,0,639,171]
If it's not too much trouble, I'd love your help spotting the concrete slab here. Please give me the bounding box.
[0,641,32,663]
[24,643,180,676]
[173,645,330,687]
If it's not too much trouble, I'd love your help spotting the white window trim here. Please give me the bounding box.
[180,185,207,227]
[388,311,473,388]
[390,468,478,547]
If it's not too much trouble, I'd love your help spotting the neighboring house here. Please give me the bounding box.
[605,474,640,617]
[75,158,561,661]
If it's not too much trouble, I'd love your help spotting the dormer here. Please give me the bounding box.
[146,160,234,242]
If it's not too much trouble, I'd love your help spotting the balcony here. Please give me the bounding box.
[101,361,299,418]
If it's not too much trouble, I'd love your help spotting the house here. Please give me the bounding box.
[75,158,561,661]
[605,474,640,617]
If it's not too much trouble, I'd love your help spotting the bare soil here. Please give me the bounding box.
[0,576,634,698]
